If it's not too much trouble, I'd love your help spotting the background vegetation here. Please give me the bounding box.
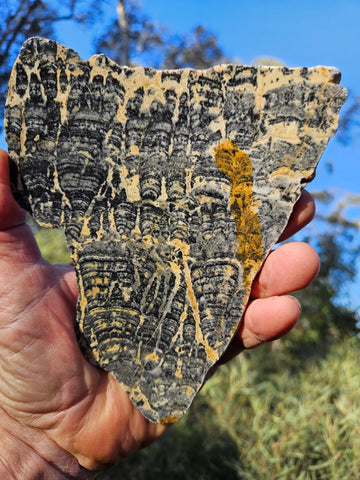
[1,1,360,478]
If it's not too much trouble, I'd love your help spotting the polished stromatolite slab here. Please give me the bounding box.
[5,37,347,423]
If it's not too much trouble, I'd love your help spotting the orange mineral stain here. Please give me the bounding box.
[215,140,263,291]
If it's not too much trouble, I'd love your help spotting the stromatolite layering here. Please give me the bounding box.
[5,37,347,423]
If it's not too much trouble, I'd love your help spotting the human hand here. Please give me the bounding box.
[0,148,319,476]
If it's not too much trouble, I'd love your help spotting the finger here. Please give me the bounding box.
[0,149,26,230]
[216,295,301,366]
[251,242,320,299]
[278,190,315,242]
[238,295,300,348]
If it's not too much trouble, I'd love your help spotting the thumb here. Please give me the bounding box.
[0,149,27,230]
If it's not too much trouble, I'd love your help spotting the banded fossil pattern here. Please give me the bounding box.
[5,38,347,423]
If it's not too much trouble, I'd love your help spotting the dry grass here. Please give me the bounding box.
[99,336,360,480]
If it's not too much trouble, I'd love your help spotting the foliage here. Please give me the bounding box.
[96,0,165,67]
[97,335,360,480]
[162,25,231,70]
[35,227,71,264]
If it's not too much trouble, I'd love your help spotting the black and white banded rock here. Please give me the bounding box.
[5,37,347,423]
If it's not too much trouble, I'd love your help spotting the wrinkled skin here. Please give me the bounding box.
[0,149,319,473]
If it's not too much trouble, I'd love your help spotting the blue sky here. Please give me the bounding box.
[2,0,360,306]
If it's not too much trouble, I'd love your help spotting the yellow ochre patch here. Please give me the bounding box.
[214,140,263,291]
[159,415,181,425]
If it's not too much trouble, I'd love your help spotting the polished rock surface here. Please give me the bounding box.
[5,37,347,423]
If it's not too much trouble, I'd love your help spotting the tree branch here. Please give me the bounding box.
[117,0,130,65]
[0,0,41,64]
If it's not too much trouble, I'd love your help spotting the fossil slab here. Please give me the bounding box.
[5,37,347,423]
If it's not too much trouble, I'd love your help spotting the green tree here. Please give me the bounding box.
[96,0,165,67]
[161,25,231,69]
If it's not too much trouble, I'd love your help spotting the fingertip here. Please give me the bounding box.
[240,295,301,349]
[251,241,320,298]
